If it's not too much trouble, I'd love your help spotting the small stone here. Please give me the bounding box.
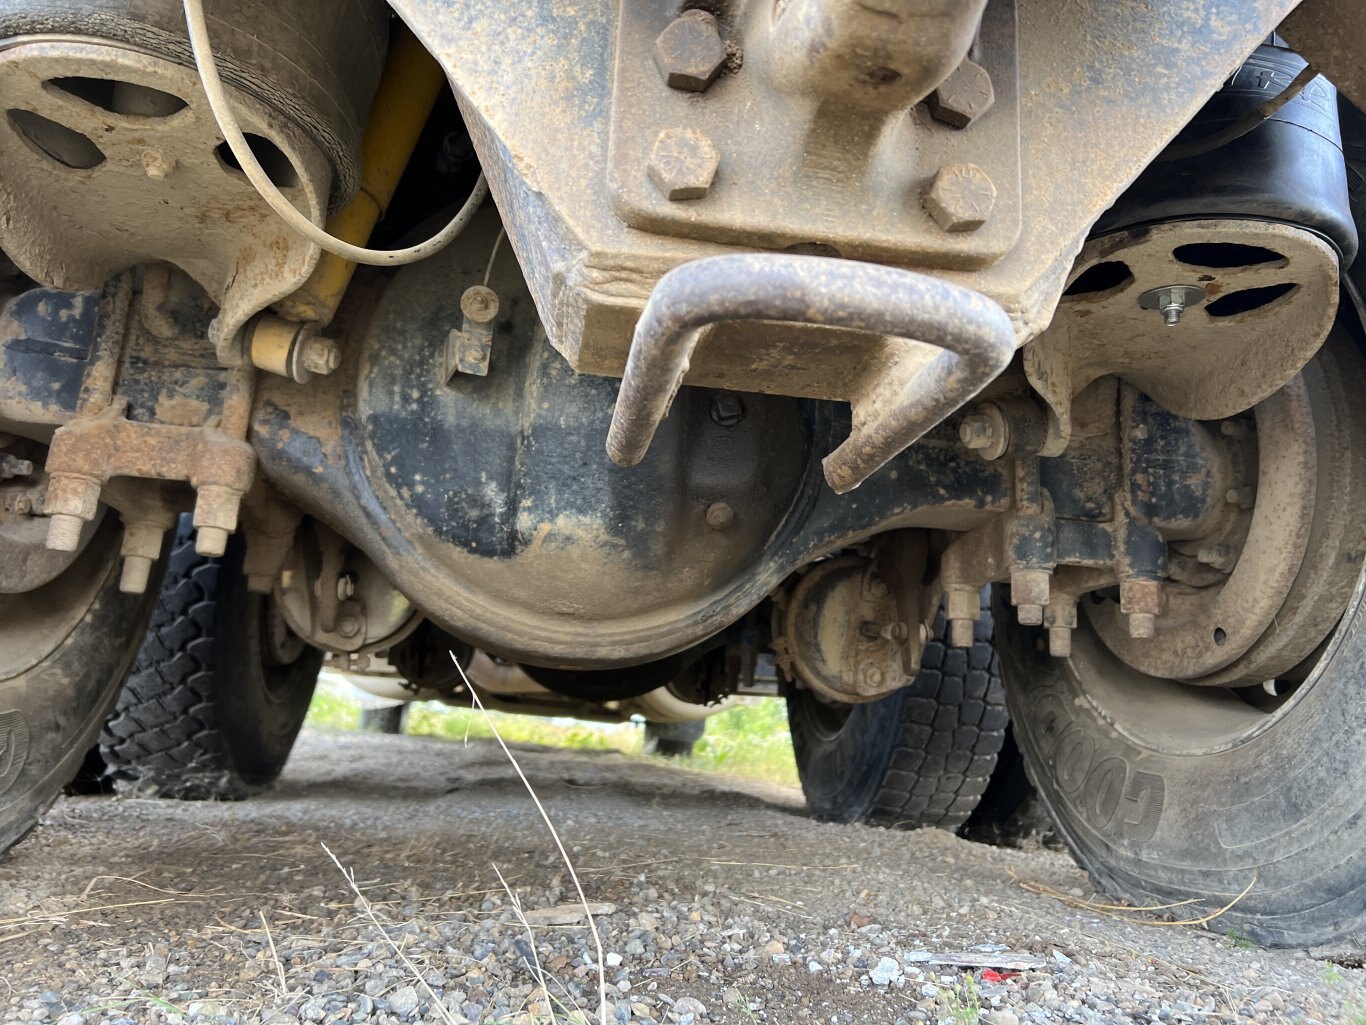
[387,985,420,1016]
[870,956,902,986]
[986,1012,1019,1025]
[674,997,707,1016]
[606,952,624,967]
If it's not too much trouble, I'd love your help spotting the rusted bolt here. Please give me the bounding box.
[336,573,357,601]
[119,519,166,594]
[460,285,501,325]
[926,57,994,129]
[337,614,362,639]
[653,9,727,93]
[1128,613,1156,640]
[1225,486,1256,510]
[709,393,745,427]
[648,128,720,201]
[705,501,735,529]
[923,163,996,233]
[44,473,101,551]
[299,335,341,377]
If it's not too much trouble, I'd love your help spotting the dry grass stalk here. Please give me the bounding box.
[1014,870,1258,928]
[322,843,463,1025]
[451,654,610,1025]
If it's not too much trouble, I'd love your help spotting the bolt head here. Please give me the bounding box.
[653,10,726,92]
[1119,578,1162,616]
[337,615,362,639]
[926,58,995,129]
[648,128,720,201]
[856,662,885,691]
[709,393,745,427]
[924,163,996,232]
[705,501,735,530]
[958,414,995,450]
[460,285,501,324]
[299,336,341,376]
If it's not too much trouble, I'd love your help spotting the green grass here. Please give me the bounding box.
[305,679,799,787]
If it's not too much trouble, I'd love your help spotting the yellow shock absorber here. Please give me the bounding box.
[274,24,447,326]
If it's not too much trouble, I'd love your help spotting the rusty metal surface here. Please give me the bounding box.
[607,0,1017,268]
[605,253,1014,493]
[1281,0,1366,110]
[0,40,328,364]
[390,0,1295,392]
[1024,219,1339,454]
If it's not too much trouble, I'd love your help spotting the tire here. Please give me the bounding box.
[360,703,409,735]
[643,719,705,758]
[787,596,1008,830]
[0,516,161,855]
[998,324,1366,948]
[101,517,322,800]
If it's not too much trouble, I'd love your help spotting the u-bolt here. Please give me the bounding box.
[605,253,1016,493]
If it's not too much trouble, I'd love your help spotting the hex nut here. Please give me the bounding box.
[927,57,995,129]
[648,128,720,201]
[924,163,996,232]
[653,9,727,93]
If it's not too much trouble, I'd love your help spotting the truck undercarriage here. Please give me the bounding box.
[1,0,1365,949]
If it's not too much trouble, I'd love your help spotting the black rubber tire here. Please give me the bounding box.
[360,703,409,735]
[787,596,1008,830]
[643,719,705,758]
[996,328,1366,948]
[100,518,322,800]
[0,516,161,856]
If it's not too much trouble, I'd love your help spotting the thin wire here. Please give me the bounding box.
[483,227,507,287]
[181,0,487,266]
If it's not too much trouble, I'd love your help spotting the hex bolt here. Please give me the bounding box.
[949,617,976,649]
[43,473,102,551]
[648,128,720,201]
[193,484,242,557]
[926,57,995,129]
[1138,284,1206,327]
[299,335,341,377]
[119,519,166,595]
[1128,612,1156,639]
[1044,596,1077,659]
[705,500,735,529]
[945,586,980,648]
[856,661,885,692]
[923,163,996,233]
[959,414,995,450]
[460,285,501,325]
[195,526,230,557]
[1119,578,1162,639]
[653,9,727,93]
[45,513,85,552]
[709,393,745,427]
[337,615,362,639]
[120,555,154,594]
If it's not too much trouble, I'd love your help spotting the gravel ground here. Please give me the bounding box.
[1,729,1363,1025]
